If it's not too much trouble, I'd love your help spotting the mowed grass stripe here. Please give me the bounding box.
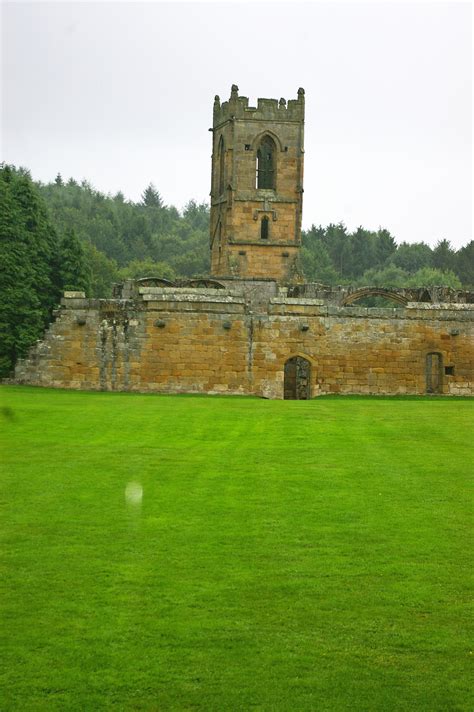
[0,387,472,711]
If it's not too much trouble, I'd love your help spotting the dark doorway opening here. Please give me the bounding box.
[426,352,442,394]
[284,356,311,400]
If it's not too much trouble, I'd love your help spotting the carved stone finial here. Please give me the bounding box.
[298,87,305,97]
[214,95,220,103]
[279,97,286,107]
[231,84,239,98]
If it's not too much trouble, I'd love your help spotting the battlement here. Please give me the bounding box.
[213,84,305,126]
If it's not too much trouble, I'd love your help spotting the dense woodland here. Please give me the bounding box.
[1,163,473,376]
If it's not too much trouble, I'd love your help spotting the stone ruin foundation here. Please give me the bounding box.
[13,279,474,399]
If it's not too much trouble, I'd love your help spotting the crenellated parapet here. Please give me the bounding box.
[213,84,305,127]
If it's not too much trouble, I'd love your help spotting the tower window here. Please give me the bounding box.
[256,136,276,189]
[261,215,269,239]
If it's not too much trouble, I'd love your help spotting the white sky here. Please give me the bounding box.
[1,1,472,248]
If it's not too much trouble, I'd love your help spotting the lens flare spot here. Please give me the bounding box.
[125,481,143,506]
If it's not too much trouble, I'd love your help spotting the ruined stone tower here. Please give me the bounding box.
[210,85,305,282]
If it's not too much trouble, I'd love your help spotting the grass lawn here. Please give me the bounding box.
[0,386,472,711]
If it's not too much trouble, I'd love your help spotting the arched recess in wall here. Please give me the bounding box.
[283,354,312,400]
[256,135,277,189]
[184,278,225,289]
[135,277,175,288]
[218,136,225,195]
[342,288,409,308]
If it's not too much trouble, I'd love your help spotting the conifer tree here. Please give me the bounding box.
[0,165,61,376]
[455,241,474,287]
[375,228,397,266]
[59,227,91,293]
[432,239,456,273]
[141,183,163,208]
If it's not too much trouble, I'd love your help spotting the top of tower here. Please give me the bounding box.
[213,85,305,127]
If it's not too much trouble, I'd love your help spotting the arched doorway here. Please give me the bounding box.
[426,352,442,394]
[284,356,311,400]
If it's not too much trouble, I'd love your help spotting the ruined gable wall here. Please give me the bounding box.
[14,290,474,398]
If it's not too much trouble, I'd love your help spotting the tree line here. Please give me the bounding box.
[38,174,210,297]
[38,171,473,292]
[1,163,472,376]
[302,224,473,290]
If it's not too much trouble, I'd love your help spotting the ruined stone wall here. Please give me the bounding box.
[14,289,474,398]
[250,300,473,398]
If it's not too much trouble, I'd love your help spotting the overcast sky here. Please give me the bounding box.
[1,1,472,248]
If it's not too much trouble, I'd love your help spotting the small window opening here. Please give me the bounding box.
[445,365,454,376]
[261,216,269,239]
[256,136,276,189]
[244,144,251,151]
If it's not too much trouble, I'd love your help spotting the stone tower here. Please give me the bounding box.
[210,85,305,282]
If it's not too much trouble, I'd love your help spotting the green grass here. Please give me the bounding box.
[0,386,472,711]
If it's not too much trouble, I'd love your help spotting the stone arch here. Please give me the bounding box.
[135,277,175,288]
[251,129,284,154]
[341,288,409,307]
[283,354,313,400]
[183,278,226,289]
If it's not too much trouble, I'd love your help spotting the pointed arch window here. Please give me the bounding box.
[261,215,269,240]
[218,136,225,195]
[256,136,276,189]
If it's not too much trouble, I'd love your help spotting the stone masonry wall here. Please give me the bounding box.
[220,243,301,282]
[14,288,474,398]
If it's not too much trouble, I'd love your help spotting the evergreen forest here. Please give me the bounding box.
[1,163,473,377]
